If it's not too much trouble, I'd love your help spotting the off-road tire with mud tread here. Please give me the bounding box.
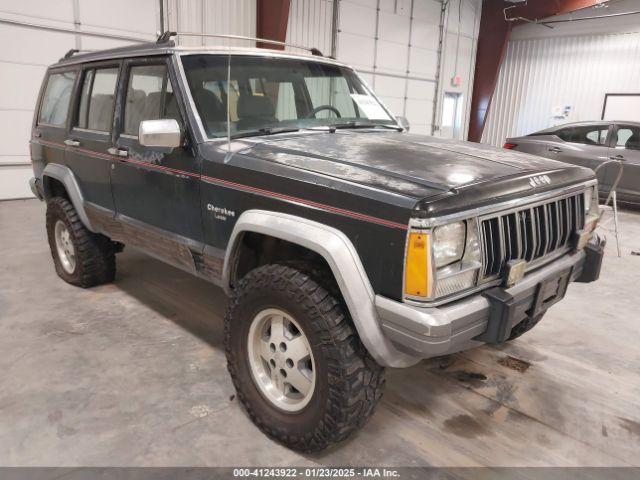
[46,196,116,287]
[225,264,385,452]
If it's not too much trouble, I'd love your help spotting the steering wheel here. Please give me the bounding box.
[306,105,341,119]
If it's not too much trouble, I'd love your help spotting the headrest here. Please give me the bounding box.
[237,94,275,118]
[128,89,146,103]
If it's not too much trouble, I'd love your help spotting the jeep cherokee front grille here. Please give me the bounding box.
[479,193,584,279]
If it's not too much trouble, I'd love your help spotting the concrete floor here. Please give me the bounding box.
[1,198,640,467]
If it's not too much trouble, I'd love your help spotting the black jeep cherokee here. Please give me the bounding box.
[29,35,604,452]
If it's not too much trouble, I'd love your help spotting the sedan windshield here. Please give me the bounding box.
[181,54,395,138]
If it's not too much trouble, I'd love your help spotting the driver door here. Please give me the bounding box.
[110,56,203,271]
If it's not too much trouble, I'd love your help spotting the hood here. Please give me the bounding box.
[241,131,589,202]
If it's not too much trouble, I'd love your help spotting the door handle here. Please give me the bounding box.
[64,139,80,147]
[609,154,625,161]
[107,147,128,158]
[548,147,562,153]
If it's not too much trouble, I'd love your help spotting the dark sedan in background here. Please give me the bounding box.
[505,121,640,207]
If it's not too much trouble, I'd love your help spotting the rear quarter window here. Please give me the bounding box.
[556,126,608,145]
[38,71,78,127]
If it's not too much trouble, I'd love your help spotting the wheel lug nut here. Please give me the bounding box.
[269,359,276,368]
[279,342,287,352]
[279,369,287,378]
[269,343,276,352]
[286,358,294,368]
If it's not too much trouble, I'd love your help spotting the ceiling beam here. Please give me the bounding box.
[256,0,291,50]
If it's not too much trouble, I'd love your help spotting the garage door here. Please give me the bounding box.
[0,0,161,200]
[337,0,442,135]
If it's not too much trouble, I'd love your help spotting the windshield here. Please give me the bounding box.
[180,54,396,138]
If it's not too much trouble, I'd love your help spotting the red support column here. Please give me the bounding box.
[256,0,291,50]
[468,0,602,142]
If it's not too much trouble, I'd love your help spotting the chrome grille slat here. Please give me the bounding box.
[479,193,583,279]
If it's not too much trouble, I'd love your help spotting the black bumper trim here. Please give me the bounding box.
[576,236,606,283]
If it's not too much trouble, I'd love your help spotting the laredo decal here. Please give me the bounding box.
[207,204,236,221]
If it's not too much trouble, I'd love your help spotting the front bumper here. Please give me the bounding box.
[376,237,605,358]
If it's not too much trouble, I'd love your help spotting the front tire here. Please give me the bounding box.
[46,197,116,288]
[225,264,385,452]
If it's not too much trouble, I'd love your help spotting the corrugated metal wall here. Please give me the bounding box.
[483,32,640,146]
[165,0,256,46]
[285,0,334,56]
[0,0,160,200]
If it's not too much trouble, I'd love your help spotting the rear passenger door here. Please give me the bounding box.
[110,57,203,269]
[32,68,78,177]
[608,124,640,205]
[65,62,121,213]
[548,124,614,195]
[550,124,611,170]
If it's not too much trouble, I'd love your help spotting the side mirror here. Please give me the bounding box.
[396,116,410,132]
[139,119,182,149]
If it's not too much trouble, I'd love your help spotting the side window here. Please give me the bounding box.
[123,64,182,136]
[560,125,608,146]
[556,128,573,142]
[615,126,640,151]
[38,71,78,126]
[76,67,118,132]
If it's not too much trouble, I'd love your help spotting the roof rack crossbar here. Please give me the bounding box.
[157,31,323,56]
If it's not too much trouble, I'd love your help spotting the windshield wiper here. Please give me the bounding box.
[230,127,300,139]
[330,121,403,131]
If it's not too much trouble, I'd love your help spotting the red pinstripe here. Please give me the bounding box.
[32,139,408,231]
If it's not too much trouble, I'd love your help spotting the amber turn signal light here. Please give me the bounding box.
[405,232,431,297]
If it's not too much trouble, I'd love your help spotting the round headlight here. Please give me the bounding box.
[433,221,466,268]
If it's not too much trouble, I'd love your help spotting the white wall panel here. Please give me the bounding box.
[0,63,47,112]
[0,0,75,24]
[166,0,256,46]
[411,20,439,49]
[0,24,75,66]
[286,0,334,56]
[380,0,412,15]
[332,0,480,138]
[483,32,640,146]
[378,11,410,44]
[408,46,437,78]
[376,41,408,74]
[79,0,158,36]
[0,111,33,158]
[0,168,34,200]
[0,0,258,199]
[407,79,435,101]
[413,0,441,23]
[336,31,375,70]
[372,75,405,98]
[338,1,377,38]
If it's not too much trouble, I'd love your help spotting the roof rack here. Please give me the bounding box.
[60,48,96,60]
[156,31,324,56]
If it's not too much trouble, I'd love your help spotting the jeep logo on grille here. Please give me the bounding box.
[529,175,551,188]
